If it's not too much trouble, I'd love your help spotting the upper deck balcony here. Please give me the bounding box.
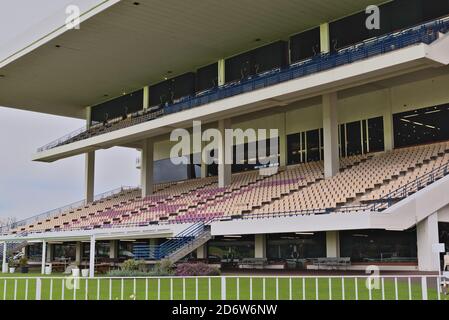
[32,18,449,162]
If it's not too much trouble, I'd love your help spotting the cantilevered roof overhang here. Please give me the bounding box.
[32,35,449,162]
[0,0,387,118]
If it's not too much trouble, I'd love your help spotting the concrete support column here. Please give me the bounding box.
[218,59,225,86]
[46,243,53,262]
[41,240,47,275]
[322,93,339,178]
[218,119,232,187]
[109,240,117,259]
[255,234,266,259]
[326,231,340,258]
[320,23,330,53]
[85,151,95,204]
[196,245,207,260]
[2,242,7,273]
[417,212,440,271]
[193,122,207,178]
[279,113,287,168]
[75,241,82,264]
[84,106,95,204]
[143,86,149,110]
[141,138,154,197]
[383,89,394,151]
[89,235,96,278]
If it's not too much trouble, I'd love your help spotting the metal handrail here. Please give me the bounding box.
[1,186,138,233]
[36,17,449,153]
[371,159,449,211]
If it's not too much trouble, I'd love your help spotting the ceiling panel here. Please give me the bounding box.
[0,0,387,118]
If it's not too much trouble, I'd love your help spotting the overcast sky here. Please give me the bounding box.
[0,1,139,221]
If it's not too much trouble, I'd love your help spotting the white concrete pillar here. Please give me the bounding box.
[279,113,287,167]
[322,93,339,178]
[193,122,207,178]
[75,241,82,264]
[196,245,207,260]
[109,240,117,259]
[143,86,149,110]
[218,59,225,86]
[326,231,340,258]
[141,138,154,197]
[46,243,53,262]
[417,212,440,271]
[85,151,95,204]
[255,234,266,259]
[2,242,7,273]
[41,240,47,275]
[320,23,330,53]
[89,235,96,278]
[383,89,394,151]
[218,119,232,187]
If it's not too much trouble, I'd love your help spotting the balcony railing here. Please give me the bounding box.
[0,186,137,235]
[36,17,449,153]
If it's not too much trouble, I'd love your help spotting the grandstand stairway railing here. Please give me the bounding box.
[371,157,449,211]
[0,241,27,262]
[132,221,213,263]
[154,220,212,263]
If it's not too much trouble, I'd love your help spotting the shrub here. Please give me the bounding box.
[121,259,144,272]
[175,263,220,276]
[19,257,28,267]
[152,259,174,276]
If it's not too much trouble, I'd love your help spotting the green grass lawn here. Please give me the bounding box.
[0,273,447,301]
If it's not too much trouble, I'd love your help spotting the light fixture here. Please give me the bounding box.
[352,234,369,238]
[295,232,314,235]
[223,235,242,238]
[120,239,136,242]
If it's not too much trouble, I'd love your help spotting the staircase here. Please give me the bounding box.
[0,241,27,262]
[155,221,212,263]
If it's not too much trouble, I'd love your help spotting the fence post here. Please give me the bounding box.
[221,277,226,301]
[421,277,428,300]
[35,278,42,301]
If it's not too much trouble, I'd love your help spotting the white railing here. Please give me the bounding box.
[0,275,446,301]
[1,186,138,235]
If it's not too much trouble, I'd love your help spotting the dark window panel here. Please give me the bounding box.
[91,89,143,123]
[196,63,218,92]
[290,27,320,63]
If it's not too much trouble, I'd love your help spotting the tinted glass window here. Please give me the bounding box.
[340,229,417,263]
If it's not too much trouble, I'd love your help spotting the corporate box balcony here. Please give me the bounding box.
[31,17,449,162]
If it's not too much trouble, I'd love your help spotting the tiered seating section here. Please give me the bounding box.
[14,142,449,234]
[37,18,449,152]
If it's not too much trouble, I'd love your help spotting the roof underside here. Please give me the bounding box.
[0,0,386,119]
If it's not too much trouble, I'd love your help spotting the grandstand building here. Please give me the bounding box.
[2,0,449,276]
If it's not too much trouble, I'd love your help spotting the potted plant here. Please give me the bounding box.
[8,259,16,274]
[19,257,29,274]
